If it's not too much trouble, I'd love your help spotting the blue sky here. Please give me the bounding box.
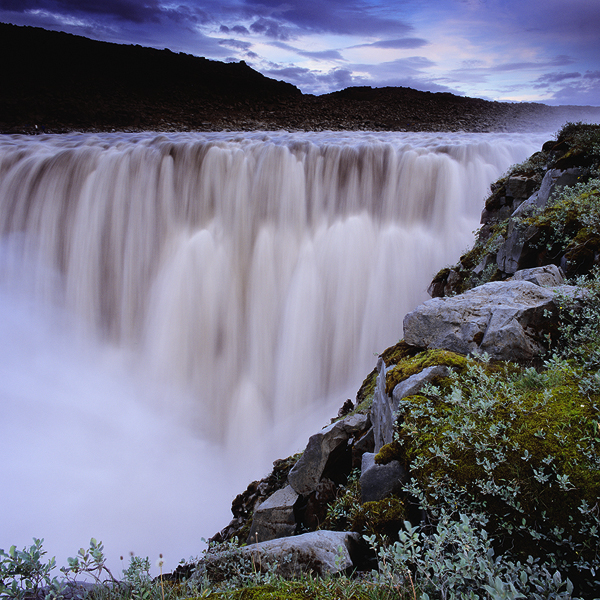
[1,0,599,105]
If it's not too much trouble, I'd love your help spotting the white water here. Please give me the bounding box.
[0,130,547,573]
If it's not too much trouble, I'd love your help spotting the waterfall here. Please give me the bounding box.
[0,130,547,571]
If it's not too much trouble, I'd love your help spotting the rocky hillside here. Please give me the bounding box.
[200,123,600,599]
[1,22,599,134]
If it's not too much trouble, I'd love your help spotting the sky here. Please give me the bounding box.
[1,0,599,105]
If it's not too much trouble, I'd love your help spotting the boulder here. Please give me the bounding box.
[288,413,370,495]
[247,485,299,544]
[512,265,564,287]
[240,530,362,577]
[360,452,407,503]
[403,280,580,362]
[372,360,449,452]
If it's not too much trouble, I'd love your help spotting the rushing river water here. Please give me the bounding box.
[0,130,548,572]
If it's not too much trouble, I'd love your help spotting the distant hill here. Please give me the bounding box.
[1,22,598,133]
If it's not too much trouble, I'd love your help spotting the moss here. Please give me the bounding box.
[379,340,422,367]
[351,497,406,542]
[355,368,377,409]
[374,441,403,465]
[385,349,471,396]
[227,585,307,600]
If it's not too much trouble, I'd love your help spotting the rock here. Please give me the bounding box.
[241,530,362,577]
[403,279,580,362]
[302,479,337,530]
[360,452,407,503]
[512,265,564,287]
[514,168,582,217]
[496,220,540,275]
[506,175,537,203]
[247,485,299,544]
[352,427,375,468]
[372,360,449,452]
[288,413,370,495]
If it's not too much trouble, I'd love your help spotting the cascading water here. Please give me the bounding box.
[0,130,547,571]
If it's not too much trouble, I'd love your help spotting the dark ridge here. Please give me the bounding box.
[1,22,599,134]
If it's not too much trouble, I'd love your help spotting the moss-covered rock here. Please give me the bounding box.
[428,122,600,297]
[385,349,470,396]
[373,441,403,465]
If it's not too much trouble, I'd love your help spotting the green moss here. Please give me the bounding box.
[374,441,403,465]
[351,497,406,542]
[379,340,422,367]
[355,368,377,409]
[385,349,470,396]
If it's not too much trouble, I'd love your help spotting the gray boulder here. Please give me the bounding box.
[403,279,580,362]
[360,452,407,503]
[240,530,361,577]
[512,265,564,287]
[506,175,537,204]
[288,413,370,495]
[247,485,298,544]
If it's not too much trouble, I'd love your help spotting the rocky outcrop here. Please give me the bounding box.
[372,359,449,451]
[240,531,362,577]
[430,124,600,298]
[404,278,580,362]
[201,530,363,578]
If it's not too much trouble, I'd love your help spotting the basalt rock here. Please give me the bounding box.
[372,358,449,452]
[199,530,365,579]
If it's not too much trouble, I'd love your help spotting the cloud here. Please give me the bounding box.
[220,23,252,35]
[242,0,415,37]
[264,64,363,93]
[534,71,581,87]
[4,0,164,24]
[299,49,345,60]
[268,40,344,61]
[355,37,429,50]
[492,55,576,73]
[219,38,252,51]
[249,17,290,40]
